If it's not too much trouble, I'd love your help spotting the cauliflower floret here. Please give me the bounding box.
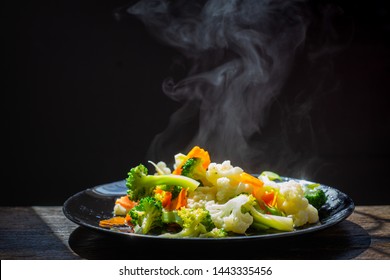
[187,186,217,209]
[258,175,280,190]
[205,194,253,234]
[206,160,253,203]
[149,160,172,175]
[293,204,320,226]
[156,161,171,174]
[206,160,243,185]
[113,203,127,216]
[214,177,254,203]
[173,153,187,170]
[277,180,319,227]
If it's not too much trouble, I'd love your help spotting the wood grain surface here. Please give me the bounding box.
[1,205,389,260]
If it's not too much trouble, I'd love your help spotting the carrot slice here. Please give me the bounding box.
[99,216,126,228]
[246,174,278,207]
[168,188,188,210]
[262,190,276,207]
[240,172,264,188]
[173,146,211,174]
[115,195,137,211]
[186,146,211,170]
[154,187,173,208]
[252,184,265,203]
[241,172,267,204]
[125,213,132,224]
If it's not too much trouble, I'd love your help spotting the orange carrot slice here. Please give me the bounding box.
[173,146,211,175]
[99,216,126,228]
[154,187,173,208]
[168,187,188,210]
[262,190,276,207]
[186,146,211,170]
[125,213,132,224]
[240,172,264,188]
[241,172,268,204]
[115,195,137,211]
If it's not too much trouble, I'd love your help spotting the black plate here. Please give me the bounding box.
[63,178,354,241]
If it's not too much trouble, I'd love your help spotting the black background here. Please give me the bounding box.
[3,0,389,206]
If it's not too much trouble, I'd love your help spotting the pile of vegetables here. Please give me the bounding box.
[99,146,327,238]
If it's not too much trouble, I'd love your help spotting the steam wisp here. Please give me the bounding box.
[127,0,348,175]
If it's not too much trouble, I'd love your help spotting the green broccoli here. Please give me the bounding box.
[242,195,294,232]
[161,209,183,225]
[260,171,283,181]
[126,164,200,201]
[129,196,163,234]
[199,228,228,238]
[304,184,327,210]
[160,207,218,238]
[180,157,209,185]
[158,185,183,200]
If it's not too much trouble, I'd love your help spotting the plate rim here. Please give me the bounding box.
[62,178,355,241]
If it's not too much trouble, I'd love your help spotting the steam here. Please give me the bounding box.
[127,0,348,174]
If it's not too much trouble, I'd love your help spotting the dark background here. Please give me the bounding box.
[3,0,389,206]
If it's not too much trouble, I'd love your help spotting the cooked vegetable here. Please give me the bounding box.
[304,184,327,210]
[260,171,282,181]
[126,164,200,201]
[205,194,254,234]
[99,216,127,228]
[161,209,183,225]
[205,160,249,203]
[180,157,209,185]
[161,207,218,238]
[115,195,138,211]
[276,180,320,227]
[158,184,183,199]
[148,161,171,175]
[113,195,138,216]
[199,228,228,238]
[100,146,329,237]
[173,146,210,175]
[242,194,294,232]
[167,187,188,210]
[153,187,173,208]
[187,186,217,209]
[129,196,163,234]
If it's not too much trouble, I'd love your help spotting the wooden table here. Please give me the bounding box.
[0,206,389,260]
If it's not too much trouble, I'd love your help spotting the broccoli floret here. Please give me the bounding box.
[180,157,208,185]
[260,171,282,181]
[199,228,228,238]
[243,195,294,232]
[304,184,327,210]
[126,164,200,201]
[160,207,217,238]
[129,196,163,234]
[161,209,183,225]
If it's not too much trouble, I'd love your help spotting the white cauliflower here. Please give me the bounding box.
[156,161,171,174]
[187,186,217,209]
[292,204,319,226]
[113,203,127,216]
[206,160,254,203]
[205,194,254,234]
[148,161,172,175]
[206,160,243,185]
[173,153,187,171]
[258,175,280,190]
[276,180,319,227]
